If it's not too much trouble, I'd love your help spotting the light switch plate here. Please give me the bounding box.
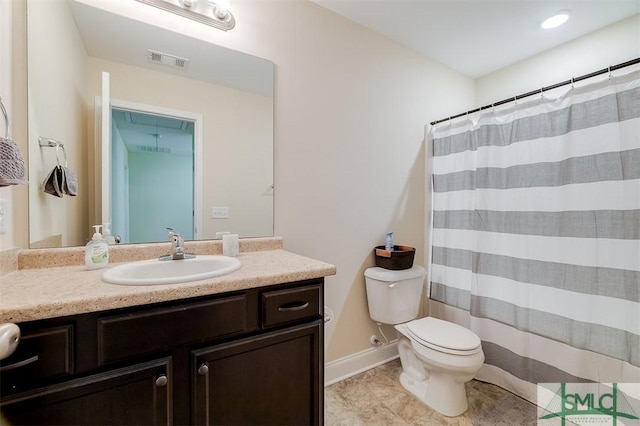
[211,207,229,219]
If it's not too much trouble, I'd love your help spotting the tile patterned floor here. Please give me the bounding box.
[325,359,539,425]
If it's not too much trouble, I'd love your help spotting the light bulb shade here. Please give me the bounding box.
[212,0,232,20]
[136,0,235,31]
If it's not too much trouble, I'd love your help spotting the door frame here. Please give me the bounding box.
[96,97,204,240]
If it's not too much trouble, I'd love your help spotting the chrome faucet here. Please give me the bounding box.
[160,228,196,261]
[167,228,185,260]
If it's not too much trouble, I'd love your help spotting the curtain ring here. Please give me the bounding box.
[608,66,612,80]
[570,77,575,89]
[540,88,544,99]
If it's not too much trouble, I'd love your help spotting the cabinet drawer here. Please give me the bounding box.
[261,284,321,328]
[98,294,250,365]
[0,325,73,394]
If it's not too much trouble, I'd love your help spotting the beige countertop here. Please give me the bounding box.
[0,248,336,323]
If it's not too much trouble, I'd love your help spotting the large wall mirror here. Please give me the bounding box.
[27,0,274,248]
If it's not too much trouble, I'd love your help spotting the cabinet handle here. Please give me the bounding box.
[278,302,309,312]
[155,374,168,387]
[0,355,38,372]
[197,363,209,376]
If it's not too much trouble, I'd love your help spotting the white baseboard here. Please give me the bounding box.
[324,340,399,386]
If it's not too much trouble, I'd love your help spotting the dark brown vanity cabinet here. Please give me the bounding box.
[0,279,324,425]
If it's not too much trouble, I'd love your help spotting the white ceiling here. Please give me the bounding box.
[311,0,640,78]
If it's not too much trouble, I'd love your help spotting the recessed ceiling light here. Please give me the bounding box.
[540,11,571,29]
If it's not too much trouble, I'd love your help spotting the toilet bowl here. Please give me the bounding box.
[364,266,484,417]
[395,317,484,416]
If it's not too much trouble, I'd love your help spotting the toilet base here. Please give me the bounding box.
[398,370,468,417]
[396,335,481,417]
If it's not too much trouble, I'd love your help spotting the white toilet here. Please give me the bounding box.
[364,265,484,417]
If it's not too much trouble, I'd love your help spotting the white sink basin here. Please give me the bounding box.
[102,255,241,286]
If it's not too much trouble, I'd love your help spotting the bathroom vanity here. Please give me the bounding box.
[0,242,335,425]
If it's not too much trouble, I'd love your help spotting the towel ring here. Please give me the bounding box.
[0,97,9,139]
[38,136,67,167]
[55,143,68,167]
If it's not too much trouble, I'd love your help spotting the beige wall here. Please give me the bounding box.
[27,0,88,247]
[0,0,14,251]
[86,57,273,240]
[0,0,28,253]
[222,0,475,360]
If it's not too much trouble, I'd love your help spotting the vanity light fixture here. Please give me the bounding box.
[540,10,570,29]
[135,0,235,31]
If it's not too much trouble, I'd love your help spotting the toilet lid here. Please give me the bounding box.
[407,317,481,353]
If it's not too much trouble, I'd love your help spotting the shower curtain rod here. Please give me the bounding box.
[429,57,640,126]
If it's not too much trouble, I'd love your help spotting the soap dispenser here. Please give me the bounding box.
[102,222,116,245]
[85,225,109,270]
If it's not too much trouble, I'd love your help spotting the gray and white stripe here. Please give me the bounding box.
[428,70,640,404]
[433,85,640,156]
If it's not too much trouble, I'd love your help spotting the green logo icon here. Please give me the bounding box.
[539,383,639,426]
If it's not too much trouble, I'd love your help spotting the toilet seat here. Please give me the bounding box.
[406,317,482,356]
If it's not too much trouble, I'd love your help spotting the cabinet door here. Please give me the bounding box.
[1,357,172,425]
[192,321,322,425]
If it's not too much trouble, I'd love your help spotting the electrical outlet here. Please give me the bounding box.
[0,199,7,234]
[211,207,229,219]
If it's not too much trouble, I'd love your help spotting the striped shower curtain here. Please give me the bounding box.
[428,70,640,404]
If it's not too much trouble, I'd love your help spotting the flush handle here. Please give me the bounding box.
[388,282,399,288]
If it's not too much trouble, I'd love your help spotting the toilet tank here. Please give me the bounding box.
[364,265,426,325]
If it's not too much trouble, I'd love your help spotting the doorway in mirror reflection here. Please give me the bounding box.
[111,108,195,244]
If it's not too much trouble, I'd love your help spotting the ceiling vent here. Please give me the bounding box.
[147,49,190,70]
[132,145,173,154]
